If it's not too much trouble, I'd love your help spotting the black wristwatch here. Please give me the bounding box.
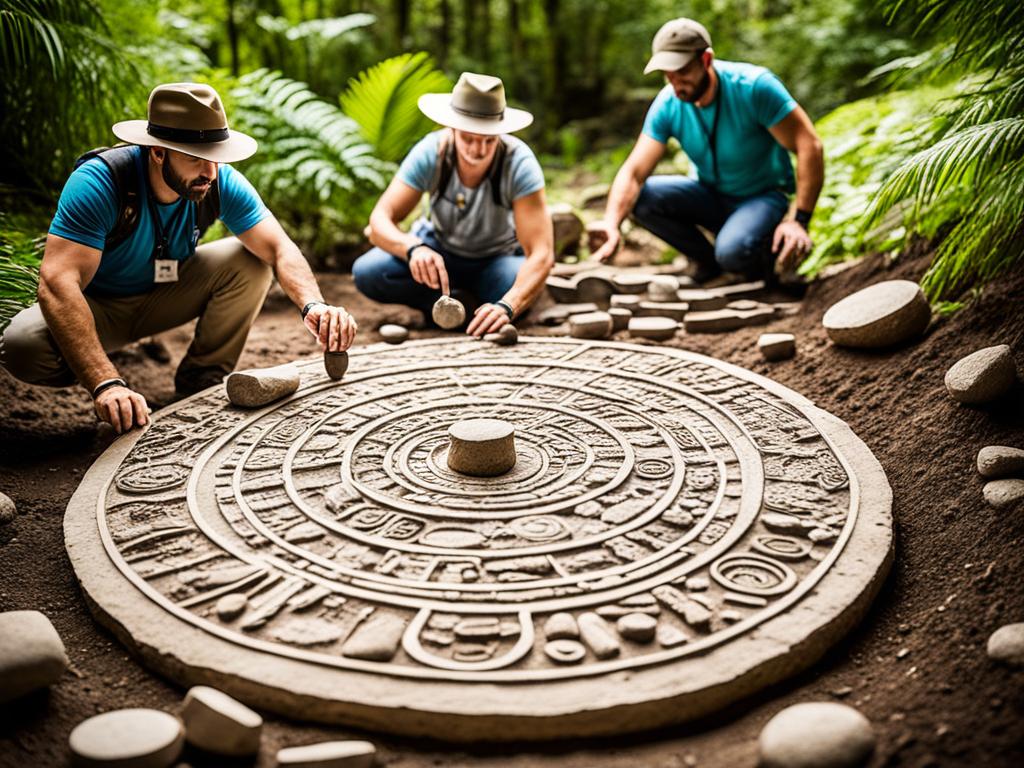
[496,300,515,320]
[301,301,326,320]
[794,209,813,230]
[406,241,425,261]
[92,377,127,400]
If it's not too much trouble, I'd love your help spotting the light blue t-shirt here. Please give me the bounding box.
[642,60,797,197]
[397,129,545,259]
[50,145,270,297]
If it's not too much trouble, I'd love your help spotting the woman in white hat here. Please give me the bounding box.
[355,72,553,336]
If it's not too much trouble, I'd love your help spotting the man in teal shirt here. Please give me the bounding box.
[591,18,824,283]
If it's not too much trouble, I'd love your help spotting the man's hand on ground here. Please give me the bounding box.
[467,304,510,338]
[94,385,150,435]
[409,246,451,294]
[588,222,621,263]
[772,220,813,270]
[304,304,358,351]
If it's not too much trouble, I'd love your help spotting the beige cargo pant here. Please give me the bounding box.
[0,237,273,388]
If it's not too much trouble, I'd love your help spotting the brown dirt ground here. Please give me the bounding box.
[1,247,1023,768]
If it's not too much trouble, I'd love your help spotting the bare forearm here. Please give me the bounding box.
[794,138,825,213]
[502,250,554,315]
[369,207,419,260]
[603,163,644,228]
[270,243,324,309]
[37,278,118,392]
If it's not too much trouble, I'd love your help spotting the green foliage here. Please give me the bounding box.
[0,212,45,330]
[339,52,450,163]
[230,69,392,250]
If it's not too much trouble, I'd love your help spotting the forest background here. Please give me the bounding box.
[1,0,1021,326]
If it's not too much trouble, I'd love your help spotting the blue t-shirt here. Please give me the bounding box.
[49,145,270,296]
[642,60,797,197]
[397,130,545,259]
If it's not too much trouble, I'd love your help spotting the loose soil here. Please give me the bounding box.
[2,247,1022,767]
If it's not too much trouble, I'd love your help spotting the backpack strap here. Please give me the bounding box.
[487,138,509,207]
[195,175,221,239]
[75,145,142,251]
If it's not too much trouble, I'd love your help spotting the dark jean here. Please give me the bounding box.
[632,176,789,279]
[352,223,525,318]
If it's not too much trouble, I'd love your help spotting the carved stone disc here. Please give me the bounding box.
[65,338,893,740]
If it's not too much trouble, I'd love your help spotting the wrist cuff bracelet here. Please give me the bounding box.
[301,301,326,320]
[496,300,515,320]
[92,377,127,400]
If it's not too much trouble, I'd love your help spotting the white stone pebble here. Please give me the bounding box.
[0,491,15,525]
[275,739,376,767]
[983,479,1024,508]
[977,446,1024,479]
[226,364,300,408]
[758,333,796,362]
[944,344,1017,404]
[758,702,875,768]
[822,279,930,348]
[0,610,68,704]
[379,324,409,344]
[616,612,657,643]
[69,708,184,768]
[181,685,262,755]
[987,623,1024,667]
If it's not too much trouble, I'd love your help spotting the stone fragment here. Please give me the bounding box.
[628,317,678,342]
[342,613,406,661]
[69,709,184,768]
[569,311,614,340]
[983,479,1024,508]
[432,295,467,329]
[676,289,729,311]
[549,202,583,257]
[977,446,1024,479]
[276,740,376,768]
[215,594,247,622]
[181,685,262,756]
[758,333,797,362]
[647,275,681,302]
[713,280,766,298]
[611,273,652,294]
[226,364,300,408]
[575,275,615,305]
[987,623,1024,667]
[944,345,1017,404]
[656,625,689,648]
[577,612,620,659]
[0,491,15,526]
[544,612,579,640]
[728,299,770,312]
[483,324,518,346]
[447,418,517,477]
[537,303,599,326]
[759,702,875,768]
[544,639,586,664]
[324,351,348,381]
[822,279,930,348]
[684,308,774,334]
[635,301,689,321]
[610,294,642,310]
[617,613,657,643]
[377,323,411,345]
[608,308,632,332]
[545,275,578,304]
[0,610,68,703]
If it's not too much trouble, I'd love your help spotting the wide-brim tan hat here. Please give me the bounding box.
[112,82,257,164]
[418,72,533,135]
[643,18,712,75]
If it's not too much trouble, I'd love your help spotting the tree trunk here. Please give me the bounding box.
[478,0,491,66]
[226,0,239,76]
[544,0,565,126]
[394,0,411,46]
[440,0,451,64]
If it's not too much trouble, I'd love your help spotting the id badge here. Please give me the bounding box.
[154,259,179,283]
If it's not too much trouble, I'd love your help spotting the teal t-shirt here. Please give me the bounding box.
[642,60,797,197]
[49,145,270,297]
[397,130,545,259]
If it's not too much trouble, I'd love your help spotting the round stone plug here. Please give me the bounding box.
[447,418,517,477]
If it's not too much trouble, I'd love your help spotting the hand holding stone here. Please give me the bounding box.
[466,303,511,338]
[408,246,450,294]
[304,304,358,352]
[772,219,813,269]
[94,384,150,435]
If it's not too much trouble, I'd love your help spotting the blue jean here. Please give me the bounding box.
[352,223,525,318]
[632,176,789,279]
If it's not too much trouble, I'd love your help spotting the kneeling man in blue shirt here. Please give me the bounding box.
[1,83,357,434]
[591,18,824,283]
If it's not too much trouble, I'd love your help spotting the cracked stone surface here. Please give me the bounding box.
[65,338,892,741]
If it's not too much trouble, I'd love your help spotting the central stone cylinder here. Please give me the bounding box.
[446,418,517,477]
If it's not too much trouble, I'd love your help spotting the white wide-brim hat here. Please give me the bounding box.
[418,72,533,136]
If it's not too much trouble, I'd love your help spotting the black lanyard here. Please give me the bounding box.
[695,100,721,183]
[146,191,190,261]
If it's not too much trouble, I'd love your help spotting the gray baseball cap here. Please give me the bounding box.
[643,18,712,75]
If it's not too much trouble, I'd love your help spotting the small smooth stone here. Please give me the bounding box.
[483,324,518,346]
[685,307,775,333]
[759,702,875,768]
[944,345,1017,404]
[608,307,632,332]
[987,623,1024,667]
[628,316,678,342]
[544,639,586,664]
[822,279,930,348]
[977,445,1024,479]
[759,333,796,362]
[181,685,262,756]
[676,289,729,311]
[550,203,583,256]
[569,311,613,340]
[714,279,766,298]
[575,275,615,305]
[323,351,348,381]
[610,273,651,294]
[447,418,517,477]
[545,275,578,304]
[610,294,642,309]
[577,612,620,659]
[617,613,657,643]
[226,364,300,408]
[647,275,680,302]
[0,610,68,703]
[378,324,408,344]
[276,740,376,768]
[983,479,1024,508]
[635,301,689,320]
[215,593,248,622]
[431,295,466,329]
[544,612,579,640]
[0,491,15,525]
[69,708,184,768]
[537,302,599,325]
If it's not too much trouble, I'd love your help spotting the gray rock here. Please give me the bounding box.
[944,345,1017,404]
[608,307,632,332]
[537,303,599,326]
[575,275,615,305]
[226,364,300,408]
[635,301,689,321]
[628,317,678,342]
[983,479,1024,508]
[447,418,517,477]
[987,623,1024,667]
[0,610,68,703]
[0,492,15,526]
[713,280,766,298]
[684,307,775,334]
[323,351,348,381]
[611,273,651,294]
[276,740,376,767]
[379,324,409,344]
[610,294,643,309]
[759,702,875,768]
[647,275,681,302]
[432,295,467,329]
[215,594,247,622]
[545,275,578,304]
[676,289,729,312]
[822,279,931,348]
[550,203,584,257]
[181,685,262,755]
[341,613,406,661]
[617,613,657,643]
[569,311,614,340]
[544,612,579,640]
[758,333,796,362]
[69,708,184,768]
[483,324,518,346]
[977,446,1024,479]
